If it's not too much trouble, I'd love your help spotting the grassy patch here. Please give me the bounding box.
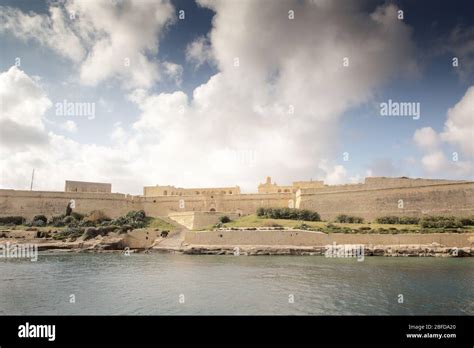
[202,214,472,234]
[211,215,418,230]
[145,217,176,232]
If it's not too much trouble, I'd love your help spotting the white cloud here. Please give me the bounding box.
[413,127,440,150]
[0,6,85,62]
[441,86,474,158]
[0,0,176,89]
[443,26,474,80]
[186,35,214,68]
[110,122,127,143]
[0,1,421,193]
[413,86,474,178]
[421,151,448,173]
[0,66,133,191]
[0,66,51,148]
[366,158,402,177]
[162,61,184,86]
[317,160,349,185]
[128,0,417,189]
[61,120,78,133]
[420,151,473,177]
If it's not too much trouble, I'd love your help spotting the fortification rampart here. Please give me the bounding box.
[298,178,466,195]
[297,182,474,220]
[0,189,140,219]
[0,177,472,222]
[185,230,474,247]
[140,193,293,217]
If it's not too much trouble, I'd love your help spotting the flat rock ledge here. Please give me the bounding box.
[2,238,472,256]
[179,244,473,257]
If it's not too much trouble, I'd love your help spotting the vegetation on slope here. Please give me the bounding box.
[204,213,474,234]
[0,210,176,242]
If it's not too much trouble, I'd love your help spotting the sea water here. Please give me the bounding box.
[0,253,472,315]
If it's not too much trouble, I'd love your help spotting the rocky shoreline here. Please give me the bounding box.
[178,244,473,257]
[1,226,472,257]
[2,239,471,257]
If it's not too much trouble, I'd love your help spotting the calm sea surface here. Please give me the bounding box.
[0,253,472,315]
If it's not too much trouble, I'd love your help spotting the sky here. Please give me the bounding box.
[0,0,473,194]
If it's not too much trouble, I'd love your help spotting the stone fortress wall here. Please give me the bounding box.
[65,180,112,193]
[258,176,324,194]
[0,176,473,221]
[184,230,474,247]
[143,184,241,197]
[0,189,141,220]
[297,181,474,221]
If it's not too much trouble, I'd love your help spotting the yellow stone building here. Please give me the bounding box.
[257,176,324,194]
[143,185,241,197]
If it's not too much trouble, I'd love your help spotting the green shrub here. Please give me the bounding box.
[420,216,463,229]
[53,227,84,240]
[398,216,420,224]
[335,214,348,223]
[375,216,400,224]
[81,226,119,240]
[375,216,421,225]
[50,214,66,227]
[295,223,310,230]
[63,216,76,225]
[219,215,231,223]
[335,214,364,223]
[0,216,25,225]
[109,210,147,229]
[126,210,146,221]
[459,216,474,226]
[256,208,320,221]
[32,215,48,224]
[31,220,45,227]
[71,212,85,221]
[78,220,95,227]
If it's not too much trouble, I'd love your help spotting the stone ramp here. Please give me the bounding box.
[167,211,239,230]
[151,216,187,250]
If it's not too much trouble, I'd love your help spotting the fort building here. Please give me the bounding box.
[65,180,111,193]
[258,176,325,194]
[143,184,241,197]
[1,176,473,222]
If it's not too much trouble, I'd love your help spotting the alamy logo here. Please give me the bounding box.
[325,242,365,262]
[0,242,37,262]
[18,322,56,341]
[55,99,96,119]
[380,99,420,120]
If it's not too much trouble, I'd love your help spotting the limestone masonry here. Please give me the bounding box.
[65,180,112,193]
[0,176,473,220]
